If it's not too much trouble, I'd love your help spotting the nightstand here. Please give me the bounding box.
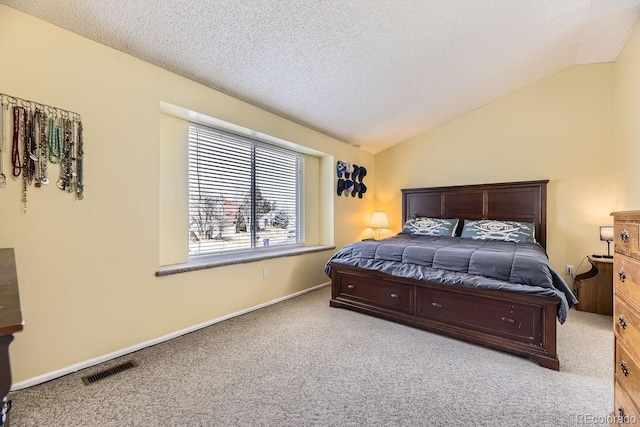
[573,256,613,316]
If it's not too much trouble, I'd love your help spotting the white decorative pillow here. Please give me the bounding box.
[402,217,458,237]
[460,220,536,243]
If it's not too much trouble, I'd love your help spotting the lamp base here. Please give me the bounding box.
[591,254,603,258]
[602,255,613,259]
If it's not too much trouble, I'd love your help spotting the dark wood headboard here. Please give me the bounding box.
[401,180,549,249]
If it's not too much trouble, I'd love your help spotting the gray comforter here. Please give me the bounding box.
[324,234,577,323]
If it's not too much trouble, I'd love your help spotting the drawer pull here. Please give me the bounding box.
[620,229,630,243]
[431,302,443,308]
[619,407,626,418]
[346,284,355,289]
[619,270,626,283]
[390,293,400,299]
[619,316,628,329]
[620,361,630,377]
[501,316,516,324]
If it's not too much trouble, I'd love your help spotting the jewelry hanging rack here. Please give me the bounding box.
[0,93,82,121]
[0,91,84,211]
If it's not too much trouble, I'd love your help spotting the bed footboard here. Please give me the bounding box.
[330,263,560,370]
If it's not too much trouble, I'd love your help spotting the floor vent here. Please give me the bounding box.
[81,360,138,385]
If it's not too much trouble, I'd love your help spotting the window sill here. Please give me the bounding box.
[155,245,336,277]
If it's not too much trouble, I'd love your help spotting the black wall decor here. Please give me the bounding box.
[336,160,367,199]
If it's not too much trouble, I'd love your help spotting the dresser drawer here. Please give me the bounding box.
[614,298,640,361]
[614,381,640,426]
[615,223,640,259]
[615,340,640,405]
[337,274,413,314]
[614,255,640,313]
[416,287,539,344]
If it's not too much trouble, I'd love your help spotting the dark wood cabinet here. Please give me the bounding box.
[574,256,613,316]
[0,249,23,427]
[330,262,560,370]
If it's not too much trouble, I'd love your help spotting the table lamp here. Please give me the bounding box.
[370,211,389,240]
[593,226,614,259]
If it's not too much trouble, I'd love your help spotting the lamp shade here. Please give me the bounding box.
[370,211,389,229]
[600,226,614,242]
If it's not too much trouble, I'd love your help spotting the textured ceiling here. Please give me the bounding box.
[2,0,640,153]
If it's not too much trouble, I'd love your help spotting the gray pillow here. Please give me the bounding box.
[460,220,536,243]
[402,217,459,237]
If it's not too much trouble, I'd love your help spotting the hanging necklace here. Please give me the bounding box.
[66,117,75,193]
[57,117,73,191]
[40,109,49,184]
[23,107,31,212]
[25,108,34,186]
[76,120,83,200]
[34,108,48,186]
[0,100,6,188]
[49,116,61,163]
[32,109,41,187]
[12,106,23,177]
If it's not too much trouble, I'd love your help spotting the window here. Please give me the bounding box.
[188,123,302,256]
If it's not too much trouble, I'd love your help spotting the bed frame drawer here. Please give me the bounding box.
[329,262,559,370]
[416,287,539,344]
[335,272,414,314]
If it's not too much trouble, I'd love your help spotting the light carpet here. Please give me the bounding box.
[9,286,613,426]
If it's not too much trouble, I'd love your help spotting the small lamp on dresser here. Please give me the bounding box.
[595,226,614,259]
[369,211,389,240]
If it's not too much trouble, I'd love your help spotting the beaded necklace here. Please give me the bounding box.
[25,108,34,186]
[76,121,83,200]
[11,106,23,178]
[0,100,6,188]
[48,116,61,163]
[57,117,73,192]
[23,108,32,212]
[33,109,49,186]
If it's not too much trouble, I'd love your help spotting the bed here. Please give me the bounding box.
[326,180,577,370]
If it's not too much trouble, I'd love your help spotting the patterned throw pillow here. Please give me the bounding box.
[402,217,459,237]
[460,220,536,243]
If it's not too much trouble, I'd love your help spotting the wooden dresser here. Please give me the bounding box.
[612,211,640,425]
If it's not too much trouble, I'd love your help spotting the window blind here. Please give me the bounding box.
[188,123,302,256]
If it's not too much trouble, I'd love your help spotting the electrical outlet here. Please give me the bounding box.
[263,268,269,279]
[566,265,574,276]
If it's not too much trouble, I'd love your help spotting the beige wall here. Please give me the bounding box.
[0,6,375,383]
[375,64,616,277]
[615,19,640,210]
[5,2,633,385]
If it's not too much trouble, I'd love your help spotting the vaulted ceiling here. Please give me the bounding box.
[3,0,639,153]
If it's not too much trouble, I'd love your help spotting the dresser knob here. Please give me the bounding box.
[347,284,355,289]
[620,229,630,243]
[619,316,628,329]
[620,361,630,377]
[501,316,516,324]
[619,270,627,283]
[390,293,400,299]
[431,302,443,308]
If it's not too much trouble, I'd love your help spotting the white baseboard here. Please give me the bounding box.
[12,282,330,391]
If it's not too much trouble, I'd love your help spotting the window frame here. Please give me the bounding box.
[188,122,304,258]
